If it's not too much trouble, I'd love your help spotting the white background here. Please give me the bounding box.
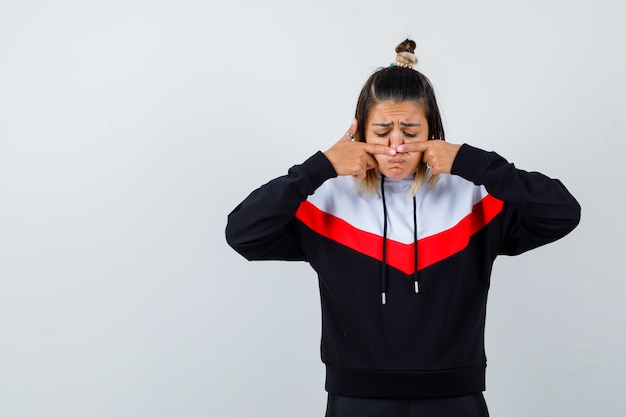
[1,0,624,416]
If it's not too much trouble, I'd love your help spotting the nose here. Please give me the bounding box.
[389,131,405,150]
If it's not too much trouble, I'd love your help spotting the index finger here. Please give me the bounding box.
[362,143,397,156]
[396,142,429,153]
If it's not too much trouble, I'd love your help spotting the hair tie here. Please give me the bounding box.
[392,51,418,69]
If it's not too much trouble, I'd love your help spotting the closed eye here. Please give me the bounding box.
[375,132,418,138]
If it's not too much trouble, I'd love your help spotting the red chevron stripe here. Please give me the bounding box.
[295,195,504,275]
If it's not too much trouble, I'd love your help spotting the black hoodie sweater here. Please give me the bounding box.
[225,144,580,398]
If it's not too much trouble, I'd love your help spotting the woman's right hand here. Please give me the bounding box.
[323,118,396,179]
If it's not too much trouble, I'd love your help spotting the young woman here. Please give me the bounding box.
[225,39,580,417]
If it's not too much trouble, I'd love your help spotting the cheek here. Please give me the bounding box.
[365,136,386,145]
[372,154,386,164]
[405,152,423,167]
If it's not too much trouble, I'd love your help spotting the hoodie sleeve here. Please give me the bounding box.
[225,151,337,261]
[451,144,581,255]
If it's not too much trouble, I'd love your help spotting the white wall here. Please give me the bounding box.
[0,0,624,416]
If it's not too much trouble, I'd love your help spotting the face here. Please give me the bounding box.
[365,101,429,179]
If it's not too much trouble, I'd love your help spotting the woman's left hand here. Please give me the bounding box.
[397,140,462,175]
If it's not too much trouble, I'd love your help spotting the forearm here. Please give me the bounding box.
[225,151,337,260]
[451,144,581,253]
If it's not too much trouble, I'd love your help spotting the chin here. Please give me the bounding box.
[380,168,411,179]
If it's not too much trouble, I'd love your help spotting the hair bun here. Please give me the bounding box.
[393,39,418,69]
[395,39,416,54]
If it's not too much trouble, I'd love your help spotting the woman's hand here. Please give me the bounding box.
[397,140,461,175]
[324,118,396,179]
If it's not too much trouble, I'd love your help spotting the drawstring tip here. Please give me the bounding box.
[414,281,420,294]
[381,292,387,305]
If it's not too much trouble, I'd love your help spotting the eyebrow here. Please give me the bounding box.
[372,122,421,127]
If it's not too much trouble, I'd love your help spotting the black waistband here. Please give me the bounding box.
[325,364,486,399]
[325,392,489,417]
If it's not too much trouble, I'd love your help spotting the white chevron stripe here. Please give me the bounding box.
[309,174,490,244]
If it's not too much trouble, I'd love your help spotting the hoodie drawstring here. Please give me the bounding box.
[381,175,389,305]
[380,175,419,305]
[413,195,419,294]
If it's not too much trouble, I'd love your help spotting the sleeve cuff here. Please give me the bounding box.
[450,143,490,182]
[297,151,338,190]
